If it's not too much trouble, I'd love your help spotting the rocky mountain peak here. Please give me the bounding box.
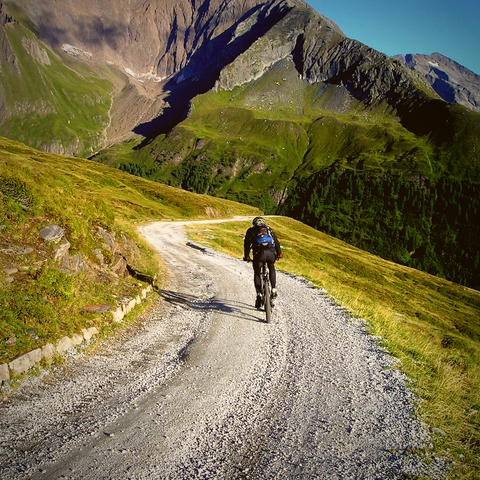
[395,52,480,113]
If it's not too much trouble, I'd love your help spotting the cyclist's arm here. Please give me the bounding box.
[272,230,282,257]
[243,229,253,259]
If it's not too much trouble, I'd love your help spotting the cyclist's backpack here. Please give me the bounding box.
[255,225,275,249]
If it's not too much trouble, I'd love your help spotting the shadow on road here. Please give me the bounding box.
[157,289,265,323]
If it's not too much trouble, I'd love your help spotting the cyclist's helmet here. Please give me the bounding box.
[252,216,266,226]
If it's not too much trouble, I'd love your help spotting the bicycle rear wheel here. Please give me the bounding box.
[264,280,271,323]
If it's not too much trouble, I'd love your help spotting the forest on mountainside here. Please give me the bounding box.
[279,166,480,290]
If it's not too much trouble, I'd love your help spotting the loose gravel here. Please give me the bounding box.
[0,220,448,479]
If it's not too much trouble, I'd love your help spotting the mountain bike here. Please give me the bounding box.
[260,263,274,323]
[244,257,275,323]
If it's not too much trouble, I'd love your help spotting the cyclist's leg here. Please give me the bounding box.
[253,253,266,307]
[266,250,276,288]
[265,250,278,300]
[252,254,264,293]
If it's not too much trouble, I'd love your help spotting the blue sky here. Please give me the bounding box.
[305,0,480,75]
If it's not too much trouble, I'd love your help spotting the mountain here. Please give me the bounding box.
[0,0,438,153]
[394,52,480,113]
[1,0,480,290]
[0,0,309,154]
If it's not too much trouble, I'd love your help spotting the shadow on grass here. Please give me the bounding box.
[157,289,266,323]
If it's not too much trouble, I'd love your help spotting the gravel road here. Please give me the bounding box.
[0,219,447,479]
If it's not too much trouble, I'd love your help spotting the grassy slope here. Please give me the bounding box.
[187,217,480,479]
[95,78,438,217]
[2,135,480,475]
[93,78,480,290]
[0,21,113,157]
[0,136,260,363]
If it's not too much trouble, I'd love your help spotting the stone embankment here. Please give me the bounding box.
[1,222,155,384]
[0,283,154,383]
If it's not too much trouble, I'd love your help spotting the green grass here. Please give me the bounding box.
[186,216,480,479]
[104,81,439,210]
[2,134,479,476]
[0,21,113,157]
[0,136,261,363]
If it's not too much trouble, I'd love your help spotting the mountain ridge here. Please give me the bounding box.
[394,52,480,113]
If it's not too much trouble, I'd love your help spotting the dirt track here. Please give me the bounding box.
[0,219,445,479]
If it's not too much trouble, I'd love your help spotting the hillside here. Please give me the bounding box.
[0,136,260,363]
[1,136,479,476]
[96,84,480,289]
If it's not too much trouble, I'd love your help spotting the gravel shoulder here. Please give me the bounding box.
[0,219,446,479]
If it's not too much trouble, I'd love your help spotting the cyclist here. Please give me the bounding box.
[243,216,283,308]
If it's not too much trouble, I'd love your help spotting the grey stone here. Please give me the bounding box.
[93,248,105,265]
[112,308,124,323]
[96,226,116,253]
[71,333,84,346]
[41,343,56,360]
[69,253,88,273]
[123,298,137,314]
[0,363,9,382]
[27,328,38,338]
[82,327,99,341]
[56,336,74,354]
[8,348,42,376]
[112,254,127,276]
[39,225,65,243]
[119,235,141,263]
[54,239,71,262]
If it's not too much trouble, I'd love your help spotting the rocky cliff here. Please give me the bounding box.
[395,52,480,113]
[9,0,272,78]
[0,0,478,156]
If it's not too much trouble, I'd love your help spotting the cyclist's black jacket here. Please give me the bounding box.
[244,225,282,259]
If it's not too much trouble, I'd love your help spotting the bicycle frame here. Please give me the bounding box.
[261,264,273,323]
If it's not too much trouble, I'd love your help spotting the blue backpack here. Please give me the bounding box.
[255,225,275,249]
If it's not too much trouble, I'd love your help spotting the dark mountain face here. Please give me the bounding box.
[9,0,283,79]
[395,52,480,113]
[2,0,480,289]
[2,0,294,153]
[1,0,477,149]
